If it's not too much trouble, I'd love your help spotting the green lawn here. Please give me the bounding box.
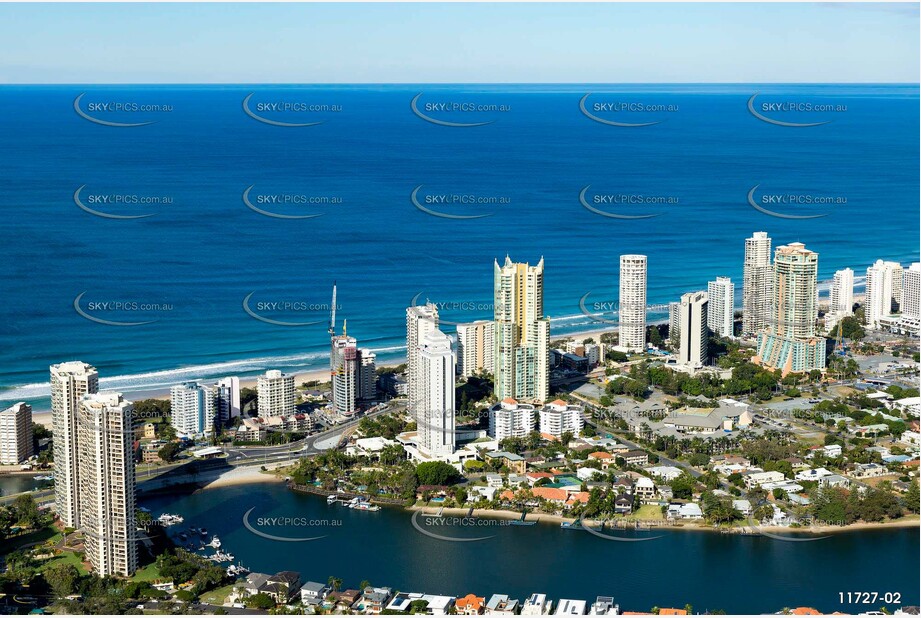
[39,550,89,575]
[200,583,236,605]
[131,562,162,582]
[0,525,60,554]
[626,505,666,521]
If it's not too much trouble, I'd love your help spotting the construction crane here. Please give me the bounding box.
[328,281,337,337]
[834,320,848,357]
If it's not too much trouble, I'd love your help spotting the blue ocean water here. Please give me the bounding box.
[0,84,918,408]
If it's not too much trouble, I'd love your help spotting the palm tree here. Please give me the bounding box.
[328,576,343,593]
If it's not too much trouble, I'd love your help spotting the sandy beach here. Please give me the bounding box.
[196,463,288,491]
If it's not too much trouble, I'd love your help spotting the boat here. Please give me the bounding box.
[510,511,537,526]
[207,550,235,563]
[178,533,188,542]
[561,520,584,530]
[207,536,222,549]
[226,564,250,577]
[353,502,380,512]
[34,474,54,481]
[200,528,208,536]
[157,513,184,526]
[326,495,338,505]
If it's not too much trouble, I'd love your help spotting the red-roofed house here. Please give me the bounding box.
[456,594,485,615]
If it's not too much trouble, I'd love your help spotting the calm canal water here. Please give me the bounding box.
[141,484,920,614]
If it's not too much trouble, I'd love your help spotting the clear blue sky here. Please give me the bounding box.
[0,3,917,83]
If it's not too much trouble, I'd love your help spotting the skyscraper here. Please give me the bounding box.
[742,231,773,337]
[754,243,825,375]
[668,301,681,346]
[618,255,648,352]
[214,376,241,425]
[257,370,295,417]
[678,291,709,368]
[407,303,440,423]
[825,268,855,331]
[50,361,99,528]
[456,320,495,379]
[494,257,550,403]
[707,276,734,338]
[78,392,137,577]
[866,260,899,329]
[0,402,33,465]
[830,268,855,315]
[417,329,456,458]
[359,349,377,400]
[902,263,921,320]
[169,382,216,437]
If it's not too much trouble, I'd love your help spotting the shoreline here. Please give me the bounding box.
[184,477,921,537]
[20,325,619,415]
[405,505,920,534]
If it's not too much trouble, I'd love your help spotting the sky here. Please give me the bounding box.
[0,3,918,83]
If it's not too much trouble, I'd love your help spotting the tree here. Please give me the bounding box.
[13,493,43,529]
[904,481,920,514]
[415,461,459,486]
[244,593,275,609]
[158,441,183,463]
[43,563,79,598]
[328,576,343,593]
[669,474,697,500]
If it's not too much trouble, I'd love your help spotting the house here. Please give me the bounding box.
[386,592,455,614]
[613,493,635,514]
[732,499,752,516]
[486,474,504,488]
[644,465,682,482]
[795,468,832,482]
[621,450,649,466]
[851,463,889,479]
[526,472,556,485]
[853,424,890,437]
[554,599,587,615]
[300,581,332,606]
[521,593,552,615]
[361,587,393,614]
[470,485,498,501]
[587,452,615,470]
[456,593,486,615]
[668,502,703,519]
[263,571,301,604]
[332,589,362,610]
[507,474,528,487]
[485,451,527,474]
[485,594,519,615]
[744,470,786,489]
[577,467,605,481]
[822,444,843,458]
[820,474,851,489]
[899,430,921,447]
[635,476,656,501]
[242,573,271,597]
[659,609,688,616]
[588,596,619,615]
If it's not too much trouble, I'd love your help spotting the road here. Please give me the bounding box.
[1,402,402,507]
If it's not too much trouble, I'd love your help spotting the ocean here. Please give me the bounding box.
[1,84,918,409]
